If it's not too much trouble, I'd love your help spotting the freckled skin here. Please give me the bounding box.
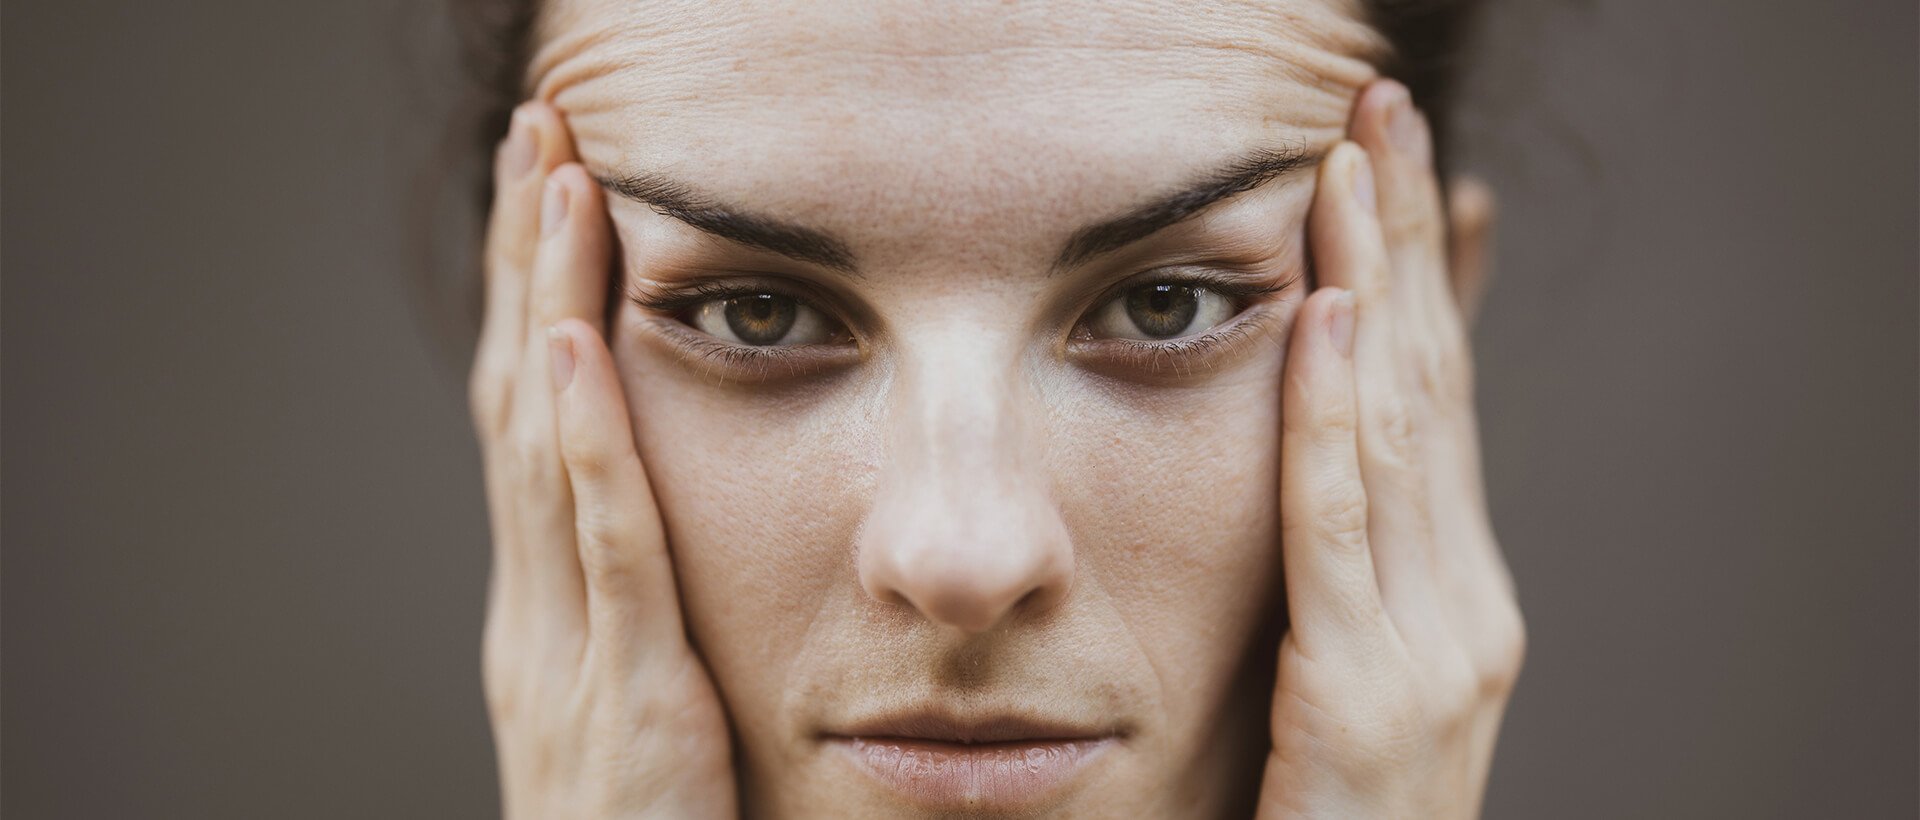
[530,1,1383,816]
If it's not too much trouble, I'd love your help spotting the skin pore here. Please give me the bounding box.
[523,0,1390,815]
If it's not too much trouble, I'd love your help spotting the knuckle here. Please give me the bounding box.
[1477,597,1529,696]
[1426,335,1476,407]
[1392,206,1445,255]
[1356,264,1393,306]
[509,418,557,482]
[568,499,622,556]
[1431,646,1481,724]
[560,435,615,480]
[1298,395,1359,445]
[1316,405,1360,443]
[481,640,523,722]
[1304,485,1370,554]
[1370,392,1422,468]
[468,360,514,435]
[579,531,638,592]
[484,677,521,724]
[1408,343,1447,400]
[484,236,530,286]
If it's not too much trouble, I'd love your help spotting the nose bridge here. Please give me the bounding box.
[893,337,1033,483]
[856,334,1074,633]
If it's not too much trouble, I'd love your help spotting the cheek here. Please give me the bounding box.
[611,329,880,729]
[1046,356,1286,721]
[610,301,1290,756]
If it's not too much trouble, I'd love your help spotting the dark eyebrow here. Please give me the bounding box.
[1052,144,1320,272]
[595,173,860,274]
[598,143,1317,277]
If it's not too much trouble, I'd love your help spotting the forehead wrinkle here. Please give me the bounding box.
[530,0,1381,104]
[528,4,754,107]
[532,0,1382,273]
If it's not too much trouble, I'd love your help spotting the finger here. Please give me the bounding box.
[1350,82,1483,416]
[1351,118,1508,631]
[1355,96,1525,747]
[474,102,577,614]
[1308,141,1446,640]
[1464,593,1526,805]
[1351,89,1506,659]
[473,102,577,438]
[549,319,691,669]
[1348,79,1451,349]
[507,162,609,495]
[505,159,603,639]
[475,113,537,607]
[1446,175,1497,328]
[1277,285,1394,658]
[526,164,612,348]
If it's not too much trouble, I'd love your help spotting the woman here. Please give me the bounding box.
[460,0,1524,816]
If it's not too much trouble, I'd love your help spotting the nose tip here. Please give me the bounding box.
[857,483,1075,634]
[862,522,1073,634]
[858,337,1072,633]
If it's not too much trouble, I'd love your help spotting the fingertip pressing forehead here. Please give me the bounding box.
[522,0,1387,264]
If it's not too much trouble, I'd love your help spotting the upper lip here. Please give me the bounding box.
[828,710,1120,745]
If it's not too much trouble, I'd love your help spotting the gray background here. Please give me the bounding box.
[4,1,1914,817]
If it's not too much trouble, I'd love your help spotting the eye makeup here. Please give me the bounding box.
[1064,266,1306,380]
[623,276,863,381]
[620,263,1304,385]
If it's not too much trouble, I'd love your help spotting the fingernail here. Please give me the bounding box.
[547,325,575,391]
[1388,91,1432,167]
[503,109,536,178]
[1351,150,1377,218]
[541,174,570,238]
[1329,290,1356,357]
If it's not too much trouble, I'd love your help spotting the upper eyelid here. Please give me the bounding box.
[629,266,1297,349]
[1085,266,1297,312]
[627,276,843,317]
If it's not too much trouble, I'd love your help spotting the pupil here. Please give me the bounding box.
[724,294,798,345]
[1125,284,1199,338]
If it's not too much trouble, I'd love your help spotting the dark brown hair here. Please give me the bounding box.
[427,0,1485,357]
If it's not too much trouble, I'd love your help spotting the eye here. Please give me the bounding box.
[1085,283,1239,341]
[686,292,843,347]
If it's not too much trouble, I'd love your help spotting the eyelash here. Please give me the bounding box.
[1069,269,1300,376]
[623,278,859,380]
[623,269,1301,380]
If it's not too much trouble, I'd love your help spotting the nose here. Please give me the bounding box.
[856,343,1074,634]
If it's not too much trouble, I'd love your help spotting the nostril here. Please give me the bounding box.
[1010,587,1045,619]
[854,473,1077,633]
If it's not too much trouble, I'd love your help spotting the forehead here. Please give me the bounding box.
[532,0,1381,257]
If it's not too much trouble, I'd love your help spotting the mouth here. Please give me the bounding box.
[822,711,1123,810]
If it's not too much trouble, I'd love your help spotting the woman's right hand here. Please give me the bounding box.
[470,101,739,820]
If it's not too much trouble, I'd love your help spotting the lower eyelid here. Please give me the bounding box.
[626,277,1297,381]
[628,310,864,381]
[1066,299,1293,376]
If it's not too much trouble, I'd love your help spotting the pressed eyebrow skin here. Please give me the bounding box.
[596,172,861,273]
[1051,144,1321,272]
[598,143,1318,276]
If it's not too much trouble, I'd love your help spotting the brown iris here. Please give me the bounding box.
[1124,284,1200,338]
[722,294,799,345]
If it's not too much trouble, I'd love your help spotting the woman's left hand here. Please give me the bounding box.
[1256,79,1525,819]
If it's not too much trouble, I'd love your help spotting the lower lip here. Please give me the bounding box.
[829,735,1115,809]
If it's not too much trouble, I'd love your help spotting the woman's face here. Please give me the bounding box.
[536,0,1380,814]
